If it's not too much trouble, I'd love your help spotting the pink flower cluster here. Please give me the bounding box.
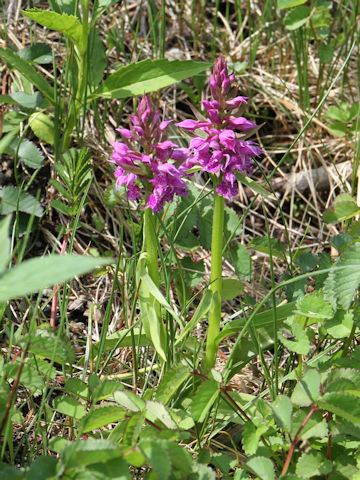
[109,95,188,212]
[176,57,263,199]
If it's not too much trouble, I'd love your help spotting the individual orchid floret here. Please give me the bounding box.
[176,56,263,200]
[109,94,188,212]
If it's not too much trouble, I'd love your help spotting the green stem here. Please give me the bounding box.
[204,188,224,370]
[143,207,160,289]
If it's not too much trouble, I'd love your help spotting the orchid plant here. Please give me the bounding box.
[109,58,262,369]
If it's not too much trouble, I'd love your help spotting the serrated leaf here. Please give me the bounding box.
[319,392,360,424]
[242,422,268,455]
[61,439,123,468]
[93,59,210,99]
[92,380,124,402]
[280,318,310,354]
[139,439,171,480]
[88,457,131,480]
[64,378,89,399]
[7,137,45,168]
[191,380,219,422]
[53,395,86,419]
[246,456,275,480]
[156,365,191,404]
[291,409,328,440]
[28,111,55,144]
[0,47,54,102]
[0,186,43,216]
[20,327,75,364]
[291,369,321,406]
[294,294,333,320]
[0,254,112,303]
[271,395,292,431]
[145,401,177,429]
[230,243,252,280]
[23,9,83,48]
[114,391,145,412]
[295,451,332,478]
[80,405,126,433]
[1,91,43,109]
[0,216,11,272]
[27,456,58,480]
[221,278,244,300]
[325,309,353,339]
[324,243,360,310]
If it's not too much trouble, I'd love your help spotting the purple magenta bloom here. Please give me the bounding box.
[109,94,188,212]
[176,57,263,200]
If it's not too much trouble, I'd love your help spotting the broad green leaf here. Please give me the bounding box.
[246,456,275,480]
[87,457,131,480]
[156,365,191,404]
[323,194,360,224]
[230,243,252,280]
[211,453,237,473]
[271,395,292,431]
[284,6,311,30]
[139,296,167,361]
[294,294,333,320]
[242,422,268,455]
[48,437,71,453]
[139,440,171,480]
[0,216,11,272]
[64,378,89,400]
[93,59,210,99]
[191,380,219,422]
[0,91,43,109]
[80,406,126,433]
[6,137,45,169]
[221,278,244,300]
[291,409,327,440]
[114,390,145,412]
[278,0,307,8]
[5,361,43,395]
[319,392,360,424]
[0,47,54,102]
[23,9,83,48]
[291,369,321,406]
[163,442,193,476]
[61,439,123,468]
[325,309,353,339]
[27,456,58,480]
[53,395,86,419]
[28,112,55,144]
[324,243,360,310]
[145,401,177,429]
[250,237,286,259]
[122,412,145,448]
[92,380,124,402]
[280,318,310,355]
[0,254,112,303]
[319,44,334,63]
[295,451,332,478]
[190,463,216,479]
[18,43,52,64]
[20,327,75,364]
[0,186,42,216]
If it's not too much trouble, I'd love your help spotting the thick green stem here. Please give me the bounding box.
[143,208,160,289]
[205,189,224,370]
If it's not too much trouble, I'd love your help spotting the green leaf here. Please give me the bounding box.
[319,392,360,424]
[80,406,126,433]
[0,47,54,103]
[211,453,237,473]
[61,439,123,468]
[28,112,55,144]
[51,199,74,216]
[145,401,177,430]
[291,369,321,406]
[175,289,212,345]
[87,457,131,480]
[0,91,43,109]
[139,439,171,480]
[0,254,112,302]
[53,395,86,419]
[27,456,58,480]
[246,456,275,480]
[92,380,124,402]
[20,326,75,364]
[163,442,193,477]
[323,194,360,224]
[295,451,332,478]
[236,172,275,198]
[284,6,311,30]
[156,365,191,404]
[325,309,353,339]
[191,380,219,422]
[249,237,286,259]
[319,43,334,63]
[0,216,11,272]
[324,243,360,310]
[93,59,210,99]
[64,378,89,399]
[271,395,292,431]
[221,278,244,300]
[0,186,43,216]
[6,137,45,169]
[5,361,44,395]
[278,0,307,8]
[230,243,252,280]
[294,293,333,320]
[114,390,145,412]
[18,43,52,64]
[242,422,268,455]
[280,318,310,354]
[291,409,327,440]
[23,9,83,47]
